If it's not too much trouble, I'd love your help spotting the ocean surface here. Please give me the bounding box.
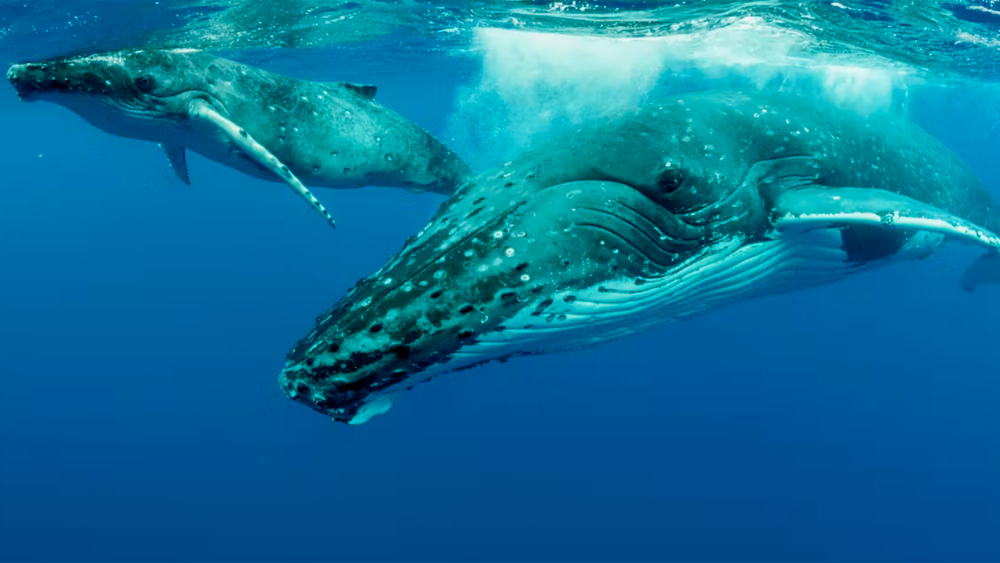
[2,1,1000,561]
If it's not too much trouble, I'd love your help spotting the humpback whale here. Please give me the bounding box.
[7,48,471,228]
[280,90,1000,424]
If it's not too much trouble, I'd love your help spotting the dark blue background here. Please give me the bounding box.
[1,43,999,562]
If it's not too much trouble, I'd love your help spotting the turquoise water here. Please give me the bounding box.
[1,2,999,560]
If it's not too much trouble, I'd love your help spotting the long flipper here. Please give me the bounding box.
[771,185,1000,290]
[773,187,1000,249]
[187,99,336,229]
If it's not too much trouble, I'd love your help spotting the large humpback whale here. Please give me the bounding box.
[7,48,471,227]
[280,90,1000,424]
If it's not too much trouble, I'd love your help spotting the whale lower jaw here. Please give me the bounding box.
[336,227,945,424]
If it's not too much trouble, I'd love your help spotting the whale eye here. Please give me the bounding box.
[658,168,686,193]
[134,75,155,92]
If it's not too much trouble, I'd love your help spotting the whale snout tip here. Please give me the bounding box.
[278,359,401,425]
[7,63,40,100]
[278,364,356,424]
[7,64,23,88]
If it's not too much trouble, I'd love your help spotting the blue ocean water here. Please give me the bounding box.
[1,2,1000,561]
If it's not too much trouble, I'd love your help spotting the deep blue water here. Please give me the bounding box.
[3,3,1000,562]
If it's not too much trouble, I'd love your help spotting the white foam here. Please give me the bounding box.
[447,19,916,165]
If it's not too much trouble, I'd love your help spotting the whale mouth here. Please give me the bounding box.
[7,61,118,101]
[8,63,81,101]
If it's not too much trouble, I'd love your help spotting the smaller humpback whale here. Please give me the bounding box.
[278,90,1000,425]
[7,48,472,228]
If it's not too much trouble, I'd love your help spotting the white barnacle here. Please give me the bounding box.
[520,274,530,282]
[493,230,504,239]
[433,270,447,280]
[383,277,393,286]
[505,248,515,257]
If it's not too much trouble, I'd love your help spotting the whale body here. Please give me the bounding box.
[279,90,1000,424]
[7,48,472,227]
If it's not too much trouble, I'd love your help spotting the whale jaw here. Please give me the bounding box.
[281,223,932,425]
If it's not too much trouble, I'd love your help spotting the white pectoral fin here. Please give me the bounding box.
[773,187,1000,249]
[186,99,336,229]
[772,186,1000,291]
[160,144,190,185]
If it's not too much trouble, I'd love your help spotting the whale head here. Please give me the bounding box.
[7,48,222,141]
[278,99,764,424]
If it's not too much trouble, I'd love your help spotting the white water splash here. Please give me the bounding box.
[447,18,916,167]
